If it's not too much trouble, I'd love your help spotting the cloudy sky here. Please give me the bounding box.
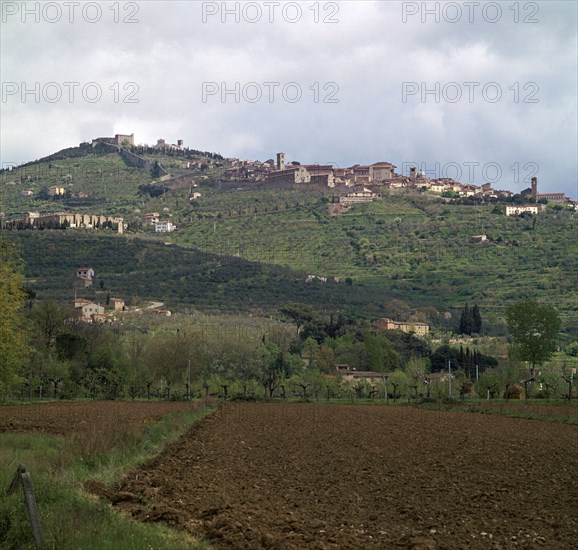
[2,1,577,198]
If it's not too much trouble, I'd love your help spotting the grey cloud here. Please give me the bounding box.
[1,1,576,198]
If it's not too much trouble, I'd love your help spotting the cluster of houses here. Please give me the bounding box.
[5,211,125,233]
[142,212,177,233]
[220,152,574,209]
[70,268,122,323]
[71,297,124,323]
[70,268,170,323]
[221,155,400,190]
[139,139,574,210]
[326,364,451,395]
[19,186,89,199]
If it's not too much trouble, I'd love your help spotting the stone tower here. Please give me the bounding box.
[276,152,285,171]
[531,177,538,198]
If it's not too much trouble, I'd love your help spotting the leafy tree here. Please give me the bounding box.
[288,368,324,400]
[430,344,461,373]
[386,331,431,365]
[45,357,71,398]
[364,334,400,373]
[474,349,498,371]
[23,286,37,308]
[388,369,410,400]
[301,317,329,344]
[406,356,428,392]
[259,343,289,397]
[300,337,319,365]
[325,312,351,339]
[0,239,28,393]
[55,332,88,361]
[55,331,89,392]
[505,300,561,375]
[387,299,411,322]
[280,302,318,337]
[313,344,335,373]
[331,334,369,371]
[144,330,201,396]
[29,300,69,350]
[87,344,129,399]
[564,342,578,357]
[476,361,528,399]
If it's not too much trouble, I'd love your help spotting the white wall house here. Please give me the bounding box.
[505,206,539,216]
[155,221,176,232]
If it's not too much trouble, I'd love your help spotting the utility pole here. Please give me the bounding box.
[383,374,389,404]
[187,359,191,401]
[448,360,452,397]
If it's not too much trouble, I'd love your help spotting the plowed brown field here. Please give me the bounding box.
[0,401,211,435]
[105,403,578,549]
[0,401,210,454]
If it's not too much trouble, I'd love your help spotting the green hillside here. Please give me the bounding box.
[3,230,394,319]
[172,190,577,338]
[0,143,219,219]
[2,152,146,216]
[2,145,577,342]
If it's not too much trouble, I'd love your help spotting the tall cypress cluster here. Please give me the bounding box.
[459,303,482,335]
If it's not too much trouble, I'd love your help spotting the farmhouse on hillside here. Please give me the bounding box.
[71,298,105,323]
[74,267,95,288]
[332,364,384,386]
[155,221,176,232]
[505,206,540,216]
[378,318,430,336]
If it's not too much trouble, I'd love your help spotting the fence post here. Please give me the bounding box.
[6,464,44,550]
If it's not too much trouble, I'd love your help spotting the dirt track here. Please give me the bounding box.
[107,403,578,549]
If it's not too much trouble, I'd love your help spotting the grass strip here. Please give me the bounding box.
[0,402,215,549]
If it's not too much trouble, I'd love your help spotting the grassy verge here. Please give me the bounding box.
[0,403,215,549]
[417,399,578,424]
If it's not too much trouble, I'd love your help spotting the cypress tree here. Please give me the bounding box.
[465,346,471,378]
[472,304,482,334]
[459,303,474,335]
[474,350,481,376]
